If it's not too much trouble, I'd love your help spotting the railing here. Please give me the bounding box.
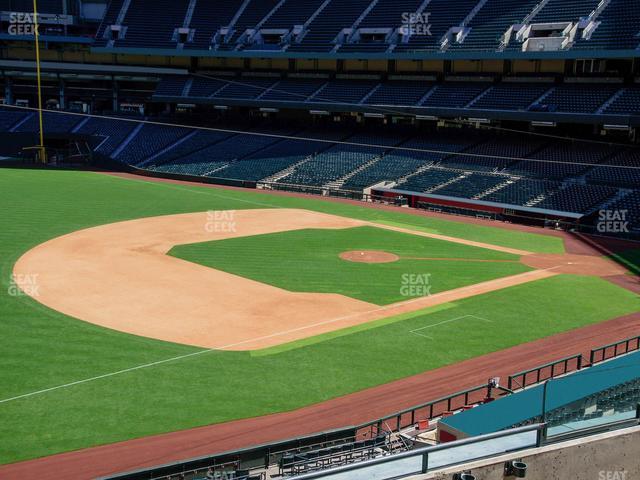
[282,440,386,476]
[355,383,508,440]
[292,415,640,480]
[102,334,640,480]
[290,424,546,480]
[590,335,640,365]
[151,460,241,480]
[507,354,583,391]
[258,181,365,200]
[267,434,357,468]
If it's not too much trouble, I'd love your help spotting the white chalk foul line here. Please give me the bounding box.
[410,315,493,339]
[1,245,558,404]
[0,299,433,404]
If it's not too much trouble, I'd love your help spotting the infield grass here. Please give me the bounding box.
[0,169,636,464]
[170,226,531,305]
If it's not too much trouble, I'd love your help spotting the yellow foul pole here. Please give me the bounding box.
[32,0,46,163]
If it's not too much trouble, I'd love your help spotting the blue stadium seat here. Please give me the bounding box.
[116,124,191,165]
[117,0,190,49]
[186,0,244,50]
[288,0,372,52]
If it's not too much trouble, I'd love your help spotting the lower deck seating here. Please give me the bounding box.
[75,117,137,156]
[279,134,388,186]
[0,110,29,131]
[397,168,462,193]
[13,111,82,134]
[433,173,510,198]
[481,178,561,206]
[606,190,640,232]
[116,124,191,165]
[1,107,636,222]
[536,183,619,213]
[217,137,329,181]
[153,130,288,177]
[149,130,235,167]
[341,152,430,191]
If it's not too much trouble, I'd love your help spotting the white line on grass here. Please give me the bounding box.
[0,189,557,405]
[0,304,496,404]
[409,315,492,339]
[0,271,551,404]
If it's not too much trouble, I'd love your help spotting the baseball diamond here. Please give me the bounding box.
[2,0,640,477]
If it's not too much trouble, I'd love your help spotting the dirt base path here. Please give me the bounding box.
[522,253,629,276]
[4,174,639,479]
[13,209,555,350]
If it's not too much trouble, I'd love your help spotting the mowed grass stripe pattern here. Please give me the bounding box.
[170,226,531,305]
[1,169,634,464]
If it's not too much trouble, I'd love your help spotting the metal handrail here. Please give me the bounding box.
[284,442,384,474]
[290,424,546,479]
[508,354,583,390]
[590,335,640,365]
[356,383,504,439]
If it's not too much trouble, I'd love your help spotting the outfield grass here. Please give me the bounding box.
[171,226,531,305]
[1,169,634,464]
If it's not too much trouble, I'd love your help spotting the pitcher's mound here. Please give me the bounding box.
[339,250,400,264]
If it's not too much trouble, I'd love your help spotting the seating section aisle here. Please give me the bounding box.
[115,124,191,165]
[217,0,281,51]
[481,178,561,206]
[13,111,82,134]
[288,0,373,52]
[117,0,190,49]
[574,0,640,51]
[186,0,244,50]
[75,117,137,156]
[153,129,291,177]
[278,134,389,186]
[451,0,540,51]
[93,0,640,52]
[219,133,339,181]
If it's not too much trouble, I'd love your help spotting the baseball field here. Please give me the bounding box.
[1,168,639,466]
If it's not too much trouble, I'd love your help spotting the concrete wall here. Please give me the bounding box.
[412,425,640,480]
